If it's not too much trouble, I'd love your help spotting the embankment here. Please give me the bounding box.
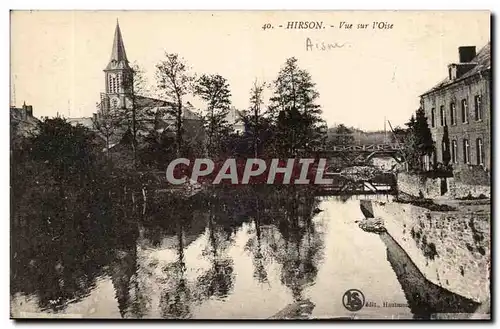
[396,172,490,199]
[373,201,490,304]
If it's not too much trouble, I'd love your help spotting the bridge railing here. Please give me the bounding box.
[317,143,404,152]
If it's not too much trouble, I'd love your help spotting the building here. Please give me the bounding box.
[226,106,245,134]
[420,42,491,172]
[69,21,204,149]
[10,102,40,138]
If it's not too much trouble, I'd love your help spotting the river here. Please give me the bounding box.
[10,187,477,319]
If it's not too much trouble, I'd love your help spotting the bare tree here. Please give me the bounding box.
[156,53,194,157]
[92,103,118,162]
[119,62,155,167]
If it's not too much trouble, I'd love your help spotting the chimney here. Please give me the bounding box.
[459,46,476,63]
[26,105,33,117]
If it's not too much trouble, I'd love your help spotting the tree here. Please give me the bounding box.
[441,125,451,167]
[156,53,194,157]
[194,74,232,157]
[403,108,435,171]
[413,107,435,156]
[330,124,354,146]
[123,62,156,166]
[240,79,267,157]
[268,57,323,156]
[390,125,408,144]
[92,104,118,162]
[30,117,98,183]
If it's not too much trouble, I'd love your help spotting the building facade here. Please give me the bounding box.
[420,43,491,172]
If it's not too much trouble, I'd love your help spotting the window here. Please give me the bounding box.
[476,138,484,166]
[431,108,435,128]
[451,140,457,163]
[440,106,446,126]
[461,99,469,123]
[450,103,456,125]
[463,139,470,164]
[474,95,482,121]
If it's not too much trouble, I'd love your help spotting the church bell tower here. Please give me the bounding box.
[101,20,133,112]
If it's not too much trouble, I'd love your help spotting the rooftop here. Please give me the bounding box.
[420,42,490,97]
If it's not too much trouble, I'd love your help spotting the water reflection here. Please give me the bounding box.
[10,185,482,319]
[380,232,480,319]
[11,186,114,313]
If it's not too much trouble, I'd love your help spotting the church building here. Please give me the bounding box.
[70,21,204,153]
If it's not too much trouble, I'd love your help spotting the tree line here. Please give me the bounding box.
[90,55,330,170]
[11,51,441,192]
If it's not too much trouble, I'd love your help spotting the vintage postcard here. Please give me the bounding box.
[10,10,491,320]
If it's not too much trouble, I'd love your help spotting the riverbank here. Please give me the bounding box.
[372,199,490,305]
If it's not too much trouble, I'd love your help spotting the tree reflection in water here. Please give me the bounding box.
[11,184,117,313]
[244,195,270,285]
[143,197,199,319]
[11,184,326,318]
[242,186,325,302]
[158,226,191,319]
[273,188,324,302]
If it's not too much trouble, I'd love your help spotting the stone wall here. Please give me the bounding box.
[373,201,490,303]
[397,172,490,199]
[396,172,443,199]
[453,165,490,186]
[447,179,490,199]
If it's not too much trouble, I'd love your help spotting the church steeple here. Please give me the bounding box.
[105,20,130,70]
[102,20,133,111]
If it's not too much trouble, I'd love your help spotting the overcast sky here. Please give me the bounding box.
[10,10,490,131]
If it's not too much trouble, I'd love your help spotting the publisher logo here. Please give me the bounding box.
[342,289,365,312]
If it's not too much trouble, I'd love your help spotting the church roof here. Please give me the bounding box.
[67,117,94,129]
[105,21,130,70]
[135,95,201,120]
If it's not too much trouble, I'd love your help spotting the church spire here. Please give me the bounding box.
[110,20,128,62]
[105,20,130,70]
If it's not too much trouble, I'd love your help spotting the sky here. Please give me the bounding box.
[10,10,490,131]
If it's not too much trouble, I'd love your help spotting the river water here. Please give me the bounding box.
[10,188,478,319]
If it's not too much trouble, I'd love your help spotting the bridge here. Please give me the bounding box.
[319,143,404,153]
[304,143,406,167]
[315,171,398,196]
